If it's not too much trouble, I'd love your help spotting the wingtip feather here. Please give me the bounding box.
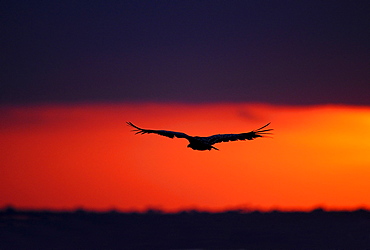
[256,122,271,130]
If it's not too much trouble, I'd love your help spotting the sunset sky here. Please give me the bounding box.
[1,1,369,212]
[1,104,370,212]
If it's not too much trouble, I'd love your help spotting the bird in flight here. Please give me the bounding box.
[127,122,273,151]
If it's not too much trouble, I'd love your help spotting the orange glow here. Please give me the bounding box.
[1,103,370,212]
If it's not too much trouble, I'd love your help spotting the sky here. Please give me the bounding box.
[1,0,369,105]
[1,1,370,212]
[1,104,370,212]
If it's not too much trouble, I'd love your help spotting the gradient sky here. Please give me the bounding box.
[1,1,370,212]
[1,104,370,211]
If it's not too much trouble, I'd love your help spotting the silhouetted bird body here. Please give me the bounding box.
[127,122,273,151]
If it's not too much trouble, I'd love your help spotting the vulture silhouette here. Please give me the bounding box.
[127,122,273,151]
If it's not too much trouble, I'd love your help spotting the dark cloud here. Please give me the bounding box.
[1,0,369,105]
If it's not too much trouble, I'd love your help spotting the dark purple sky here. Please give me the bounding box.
[2,0,369,105]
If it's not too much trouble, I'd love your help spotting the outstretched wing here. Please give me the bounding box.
[127,122,191,139]
[203,123,273,145]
